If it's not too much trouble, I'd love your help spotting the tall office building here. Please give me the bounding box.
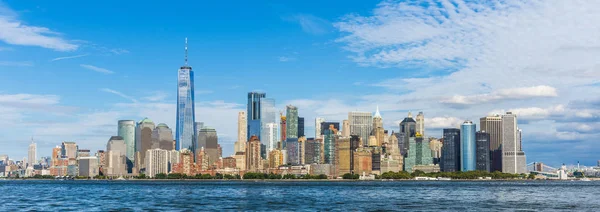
[298,117,305,138]
[372,106,384,147]
[348,111,373,146]
[342,120,350,138]
[320,122,340,135]
[78,156,99,177]
[246,135,261,171]
[502,112,527,174]
[315,117,325,139]
[152,123,174,150]
[136,118,155,170]
[286,105,299,139]
[234,111,247,153]
[460,121,476,171]
[336,137,351,175]
[176,38,196,155]
[247,92,266,140]
[106,136,127,176]
[480,115,503,172]
[265,123,278,155]
[399,112,416,156]
[145,148,169,178]
[286,138,300,165]
[305,139,322,164]
[118,120,136,164]
[280,115,286,149]
[61,142,78,159]
[260,98,277,158]
[416,112,425,136]
[476,131,491,172]
[404,136,434,173]
[323,125,338,164]
[28,140,36,167]
[197,127,218,167]
[441,128,460,172]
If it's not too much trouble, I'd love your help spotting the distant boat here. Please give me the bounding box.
[437,177,451,181]
[580,178,591,182]
[414,177,436,181]
[115,176,126,181]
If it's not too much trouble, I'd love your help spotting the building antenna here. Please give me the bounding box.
[184,37,188,66]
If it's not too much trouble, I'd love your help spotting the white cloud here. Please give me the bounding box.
[288,14,331,35]
[0,60,33,67]
[80,64,114,74]
[278,56,296,62]
[425,116,464,130]
[50,54,89,61]
[100,88,137,103]
[142,91,168,102]
[441,85,558,106]
[0,3,78,51]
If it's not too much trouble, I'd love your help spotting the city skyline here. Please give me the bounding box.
[1,0,600,166]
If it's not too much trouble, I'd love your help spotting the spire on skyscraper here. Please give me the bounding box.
[374,105,382,118]
[184,37,188,66]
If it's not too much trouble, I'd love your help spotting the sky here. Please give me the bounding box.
[1,0,599,167]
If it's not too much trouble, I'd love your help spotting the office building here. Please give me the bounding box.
[502,112,527,174]
[280,115,286,149]
[234,111,247,153]
[353,148,372,175]
[336,137,351,175]
[399,112,416,156]
[152,123,174,150]
[305,139,322,164]
[197,127,218,167]
[264,123,279,155]
[176,39,196,155]
[260,98,277,158]
[476,131,491,172]
[247,92,266,141]
[323,125,338,164]
[28,141,36,167]
[480,115,503,171]
[460,121,476,171]
[404,136,434,173]
[416,112,425,136]
[286,138,300,165]
[286,105,299,139]
[348,111,373,146]
[268,149,284,168]
[106,136,127,176]
[117,120,136,165]
[315,117,325,139]
[298,117,305,137]
[441,128,460,172]
[145,148,168,178]
[78,156,99,177]
[61,142,78,159]
[372,106,385,147]
[342,120,350,137]
[246,135,261,171]
[136,118,155,169]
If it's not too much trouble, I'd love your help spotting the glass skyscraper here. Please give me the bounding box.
[176,39,196,155]
[117,120,136,164]
[247,92,266,141]
[260,98,277,158]
[441,128,460,172]
[460,121,476,171]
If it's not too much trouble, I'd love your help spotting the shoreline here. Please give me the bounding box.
[3,178,599,182]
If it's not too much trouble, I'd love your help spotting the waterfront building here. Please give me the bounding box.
[117,120,136,166]
[370,147,381,175]
[167,150,180,172]
[145,148,168,178]
[106,136,127,176]
[246,135,261,172]
[480,115,503,172]
[234,152,246,171]
[404,135,434,173]
[280,114,286,149]
[197,127,219,168]
[247,92,266,141]
[342,120,350,138]
[28,141,36,168]
[176,39,196,155]
[461,121,476,171]
[315,117,325,139]
[441,128,461,172]
[399,112,416,156]
[136,118,155,169]
[268,149,284,168]
[286,138,300,165]
[286,105,299,139]
[172,149,198,176]
[61,142,78,159]
[502,112,527,174]
[298,117,305,138]
[234,111,247,153]
[222,157,237,169]
[336,137,351,175]
[260,98,277,158]
[476,131,491,172]
[197,147,209,171]
[372,107,385,147]
[348,111,373,146]
[416,112,425,136]
[78,156,98,177]
[152,123,174,150]
[305,139,322,164]
[353,148,372,175]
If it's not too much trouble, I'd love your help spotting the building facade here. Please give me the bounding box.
[234,111,247,153]
[117,120,136,166]
[152,123,174,150]
[416,112,425,136]
[197,127,219,168]
[502,112,527,174]
[286,105,299,139]
[176,43,196,154]
[460,121,476,171]
[61,142,78,160]
[28,141,36,167]
[145,148,168,178]
[348,111,373,146]
[247,92,266,141]
[441,128,460,172]
[136,118,155,170]
[246,135,261,171]
[476,131,491,172]
[315,117,325,139]
[480,115,503,172]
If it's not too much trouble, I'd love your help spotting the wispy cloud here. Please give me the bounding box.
[80,64,114,74]
[142,91,168,102]
[0,3,78,51]
[100,88,137,103]
[50,54,89,62]
[0,61,33,66]
[286,14,331,35]
[0,46,12,51]
[110,48,129,55]
[278,56,296,62]
[440,85,558,107]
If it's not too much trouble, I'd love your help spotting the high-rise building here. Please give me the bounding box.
[298,117,305,138]
[372,106,385,147]
[416,112,425,136]
[145,148,168,178]
[246,135,261,171]
[264,123,279,155]
[268,149,284,168]
[28,140,36,167]
[152,123,174,150]
[501,112,527,174]
[404,136,434,173]
[429,138,443,164]
[117,120,136,166]
[280,114,286,149]
[480,115,503,172]
[286,105,299,139]
[61,142,78,160]
[342,120,350,138]
[176,38,196,155]
[476,131,491,172]
[320,122,340,135]
[460,121,476,172]
[349,112,373,146]
[305,139,322,164]
[260,98,277,158]
[247,92,266,141]
[286,138,300,165]
[353,148,373,175]
[234,111,247,153]
[336,137,351,175]
[441,128,460,172]
[197,127,218,168]
[315,117,325,139]
[323,125,338,164]
[399,112,416,156]
[298,136,306,164]
[97,150,106,175]
[106,136,127,176]
[136,118,155,169]
[78,156,98,177]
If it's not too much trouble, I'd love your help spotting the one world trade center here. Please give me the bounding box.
[176,38,196,155]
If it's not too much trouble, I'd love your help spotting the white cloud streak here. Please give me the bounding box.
[100,88,137,103]
[50,54,89,61]
[80,64,114,74]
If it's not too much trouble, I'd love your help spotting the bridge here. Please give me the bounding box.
[527,162,559,178]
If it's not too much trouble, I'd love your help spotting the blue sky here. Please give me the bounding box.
[1,0,599,167]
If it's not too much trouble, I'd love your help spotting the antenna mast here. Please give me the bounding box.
[184,37,188,66]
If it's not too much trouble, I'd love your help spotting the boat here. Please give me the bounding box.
[580,178,591,182]
[437,177,451,181]
[115,176,126,181]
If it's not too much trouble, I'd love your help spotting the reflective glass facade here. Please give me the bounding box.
[441,128,460,172]
[460,121,476,171]
[118,120,136,163]
[247,92,266,141]
[176,66,196,154]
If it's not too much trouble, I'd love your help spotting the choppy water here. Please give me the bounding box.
[1,180,599,211]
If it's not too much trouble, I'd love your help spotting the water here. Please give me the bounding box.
[1,180,599,211]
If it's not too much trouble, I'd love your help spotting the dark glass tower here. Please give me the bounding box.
[476,131,491,172]
[247,92,266,141]
[441,128,461,172]
[176,38,196,155]
[298,117,305,137]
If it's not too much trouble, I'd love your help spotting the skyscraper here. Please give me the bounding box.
[260,98,277,158]
[106,136,127,176]
[441,128,460,172]
[197,127,218,168]
[476,131,490,172]
[460,121,476,171]
[61,142,78,159]
[265,123,278,155]
[280,114,286,149]
[145,148,168,178]
[118,120,136,165]
[247,92,266,140]
[480,115,502,172]
[372,106,384,147]
[286,105,298,139]
[315,117,325,139]
[28,140,36,167]
[176,38,196,155]
[348,111,373,146]
[298,117,305,138]
[136,118,155,169]
[323,124,338,164]
[246,135,261,171]
[235,111,247,153]
[399,112,416,156]
[152,123,174,150]
[342,120,350,137]
[404,135,434,173]
[416,112,425,136]
[502,112,527,174]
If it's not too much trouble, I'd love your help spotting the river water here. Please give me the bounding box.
[1,180,598,211]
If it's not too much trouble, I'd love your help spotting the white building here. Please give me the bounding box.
[315,117,325,139]
[348,112,373,146]
[501,112,527,174]
[78,156,99,177]
[145,148,168,178]
[28,141,37,168]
